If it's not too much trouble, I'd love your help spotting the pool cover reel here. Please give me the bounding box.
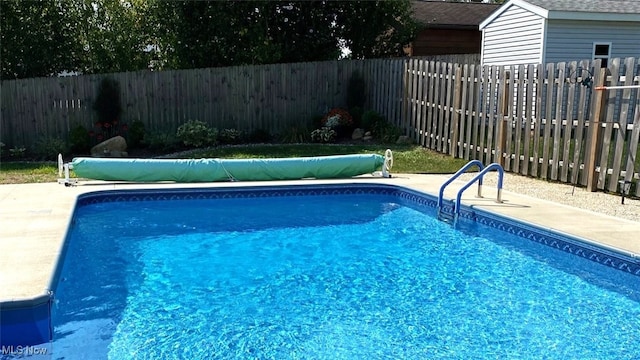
[60,152,391,183]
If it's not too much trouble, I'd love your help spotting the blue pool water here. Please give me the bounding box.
[45,185,640,359]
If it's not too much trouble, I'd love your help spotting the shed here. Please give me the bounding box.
[479,0,640,66]
[407,1,500,57]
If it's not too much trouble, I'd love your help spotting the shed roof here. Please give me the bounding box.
[524,0,640,14]
[480,0,640,29]
[412,1,500,29]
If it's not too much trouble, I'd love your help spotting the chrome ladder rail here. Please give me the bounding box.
[454,163,504,218]
[437,160,484,217]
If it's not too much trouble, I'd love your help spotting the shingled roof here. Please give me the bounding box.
[522,0,640,14]
[411,1,501,29]
[481,0,640,28]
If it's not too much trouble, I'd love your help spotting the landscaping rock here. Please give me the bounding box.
[91,135,128,157]
[352,128,364,140]
[363,135,373,141]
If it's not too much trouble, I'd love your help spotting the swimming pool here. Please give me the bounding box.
[9,184,640,358]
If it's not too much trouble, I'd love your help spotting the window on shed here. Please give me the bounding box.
[592,43,611,68]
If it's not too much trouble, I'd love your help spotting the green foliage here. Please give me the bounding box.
[127,120,146,148]
[0,162,59,184]
[0,142,5,157]
[361,110,386,131]
[321,108,353,128]
[311,127,337,143]
[279,126,310,144]
[68,124,90,154]
[2,0,417,77]
[358,109,400,143]
[75,0,154,74]
[1,0,154,78]
[0,1,83,79]
[247,128,272,143]
[347,71,366,110]
[218,128,243,145]
[372,121,402,144]
[176,120,218,148]
[93,77,123,126]
[33,136,68,160]
[143,131,181,152]
[9,146,26,158]
[142,1,417,69]
[349,106,364,128]
[338,1,421,59]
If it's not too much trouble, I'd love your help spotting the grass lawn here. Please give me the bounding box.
[0,143,469,184]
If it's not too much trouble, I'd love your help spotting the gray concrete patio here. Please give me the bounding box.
[1,174,639,306]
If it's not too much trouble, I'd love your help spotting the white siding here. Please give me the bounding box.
[544,20,640,63]
[481,4,545,66]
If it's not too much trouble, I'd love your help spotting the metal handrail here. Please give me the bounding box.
[437,160,484,213]
[454,163,504,218]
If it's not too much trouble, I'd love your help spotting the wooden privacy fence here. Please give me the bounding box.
[2,55,639,195]
[0,59,407,149]
[402,57,640,195]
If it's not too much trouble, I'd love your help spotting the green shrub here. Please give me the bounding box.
[143,131,181,152]
[127,120,146,148]
[9,148,26,158]
[218,128,243,145]
[279,126,310,143]
[9,145,26,158]
[0,142,5,157]
[176,120,218,148]
[247,128,272,143]
[310,127,337,143]
[361,110,386,131]
[350,106,363,128]
[33,136,68,160]
[373,121,402,144]
[69,124,90,154]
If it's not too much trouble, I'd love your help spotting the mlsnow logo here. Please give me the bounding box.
[1,345,49,356]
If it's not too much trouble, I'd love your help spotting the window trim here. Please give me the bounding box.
[592,42,612,67]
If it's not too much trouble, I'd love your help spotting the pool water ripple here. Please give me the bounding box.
[49,193,640,359]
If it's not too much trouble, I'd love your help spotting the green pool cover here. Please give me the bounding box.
[71,154,385,182]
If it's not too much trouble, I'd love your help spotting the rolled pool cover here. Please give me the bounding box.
[71,154,385,182]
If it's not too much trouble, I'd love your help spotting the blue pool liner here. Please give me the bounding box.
[2,183,638,348]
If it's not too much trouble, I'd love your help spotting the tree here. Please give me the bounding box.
[1,1,83,79]
[148,1,284,69]
[149,0,418,69]
[336,0,420,59]
[1,0,420,78]
[1,0,154,78]
[70,0,154,74]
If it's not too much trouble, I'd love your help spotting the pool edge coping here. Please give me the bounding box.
[2,181,640,310]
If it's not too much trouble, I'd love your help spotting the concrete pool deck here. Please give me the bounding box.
[1,174,640,305]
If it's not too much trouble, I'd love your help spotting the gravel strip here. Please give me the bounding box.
[456,173,640,223]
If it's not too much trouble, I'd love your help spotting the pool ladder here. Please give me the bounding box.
[437,160,504,221]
